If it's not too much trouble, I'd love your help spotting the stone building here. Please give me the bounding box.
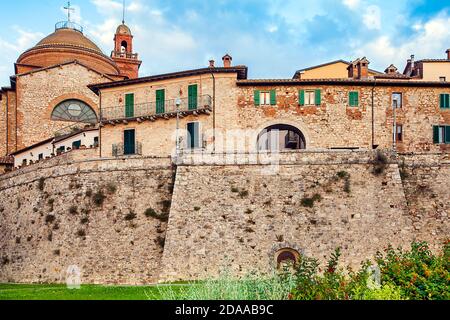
[90,54,450,159]
[0,16,140,159]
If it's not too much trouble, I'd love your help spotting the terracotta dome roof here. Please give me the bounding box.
[116,23,132,35]
[35,28,103,54]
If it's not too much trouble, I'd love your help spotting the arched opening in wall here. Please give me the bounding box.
[121,41,128,53]
[257,124,306,152]
[275,248,300,271]
[51,100,97,124]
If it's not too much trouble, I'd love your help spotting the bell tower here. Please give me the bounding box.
[111,22,141,79]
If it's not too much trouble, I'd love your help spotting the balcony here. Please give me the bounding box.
[100,95,212,124]
[111,51,139,60]
[112,142,143,157]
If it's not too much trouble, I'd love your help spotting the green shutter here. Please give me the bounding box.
[156,89,165,114]
[254,90,260,106]
[188,85,198,110]
[349,92,359,107]
[270,90,276,105]
[315,89,321,106]
[440,94,450,109]
[299,90,305,106]
[445,126,450,144]
[125,93,134,118]
[433,126,440,144]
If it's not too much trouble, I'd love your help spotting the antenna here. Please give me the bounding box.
[122,0,126,24]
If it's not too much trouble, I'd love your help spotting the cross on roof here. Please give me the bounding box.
[64,1,75,22]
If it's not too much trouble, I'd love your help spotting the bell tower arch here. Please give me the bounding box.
[111,23,142,79]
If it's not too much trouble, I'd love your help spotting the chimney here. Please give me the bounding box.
[357,57,370,79]
[410,55,415,69]
[347,59,359,79]
[222,54,232,68]
[209,60,215,68]
[384,64,398,75]
[446,49,450,60]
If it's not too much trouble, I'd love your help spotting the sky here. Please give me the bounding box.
[0,0,449,85]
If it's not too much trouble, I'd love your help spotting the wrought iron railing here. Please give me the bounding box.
[100,95,212,122]
[55,21,84,33]
[111,51,139,59]
[112,142,143,157]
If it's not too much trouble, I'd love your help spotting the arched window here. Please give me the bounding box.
[257,124,306,151]
[51,100,97,123]
[121,40,128,52]
[275,248,300,270]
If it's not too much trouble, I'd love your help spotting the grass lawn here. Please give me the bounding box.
[0,283,184,300]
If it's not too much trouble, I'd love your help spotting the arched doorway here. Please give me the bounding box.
[257,124,306,151]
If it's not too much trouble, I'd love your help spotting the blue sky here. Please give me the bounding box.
[0,0,449,84]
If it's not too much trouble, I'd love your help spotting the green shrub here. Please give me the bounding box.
[373,151,388,176]
[231,187,239,193]
[336,171,349,179]
[106,183,117,194]
[69,205,78,215]
[301,194,321,208]
[125,212,137,221]
[92,191,106,207]
[239,190,249,198]
[375,241,450,300]
[37,177,45,191]
[144,208,169,222]
[76,229,86,238]
[45,214,55,224]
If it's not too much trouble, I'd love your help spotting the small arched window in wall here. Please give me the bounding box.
[121,40,128,53]
[51,100,97,124]
[275,248,300,270]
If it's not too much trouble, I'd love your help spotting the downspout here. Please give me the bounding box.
[99,91,102,158]
[15,91,17,152]
[210,71,216,153]
[371,79,377,149]
[5,92,9,155]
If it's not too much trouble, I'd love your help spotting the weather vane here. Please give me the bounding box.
[64,1,75,22]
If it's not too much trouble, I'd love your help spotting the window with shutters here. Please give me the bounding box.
[187,122,200,149]
[392,93,402,108]
[396,124,403,142]
[156,89,165,114]
[125,93,135,118]
[440,94,450,109]
[433,125,450,144]
[304,90,315,105]
[254,90,276,106]
[260,91,271,105]
[349,91,359,107]
[188,84,198,110]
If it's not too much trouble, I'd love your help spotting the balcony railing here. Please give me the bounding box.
[100,95,212,123]
[112,142,143,157]
[55,21,84,33]
[111,51,139,59]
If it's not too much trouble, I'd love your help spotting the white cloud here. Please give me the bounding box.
[355,13,450,70]
[342,0,360,10]
[363,5,382,30]
[266,24,278,33]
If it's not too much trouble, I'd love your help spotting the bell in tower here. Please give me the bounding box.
[111,10,142,79]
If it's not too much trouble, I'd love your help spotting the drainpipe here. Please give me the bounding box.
[210,71,216,153]
[5,92,9,155]
[371,79,377,149]
[99,91,102,158]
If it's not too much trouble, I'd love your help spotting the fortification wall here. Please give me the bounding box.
[399,153,450,250]
[160,150,447,282]
[0,150,174,284]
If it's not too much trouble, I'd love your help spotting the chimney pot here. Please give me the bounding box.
[222,54,232,68]
[209,60,215,68]
[446,49,450,60]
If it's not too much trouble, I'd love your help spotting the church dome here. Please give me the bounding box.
[35,27,103,54]
[16,22,121,76]
[116,23,132,36]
